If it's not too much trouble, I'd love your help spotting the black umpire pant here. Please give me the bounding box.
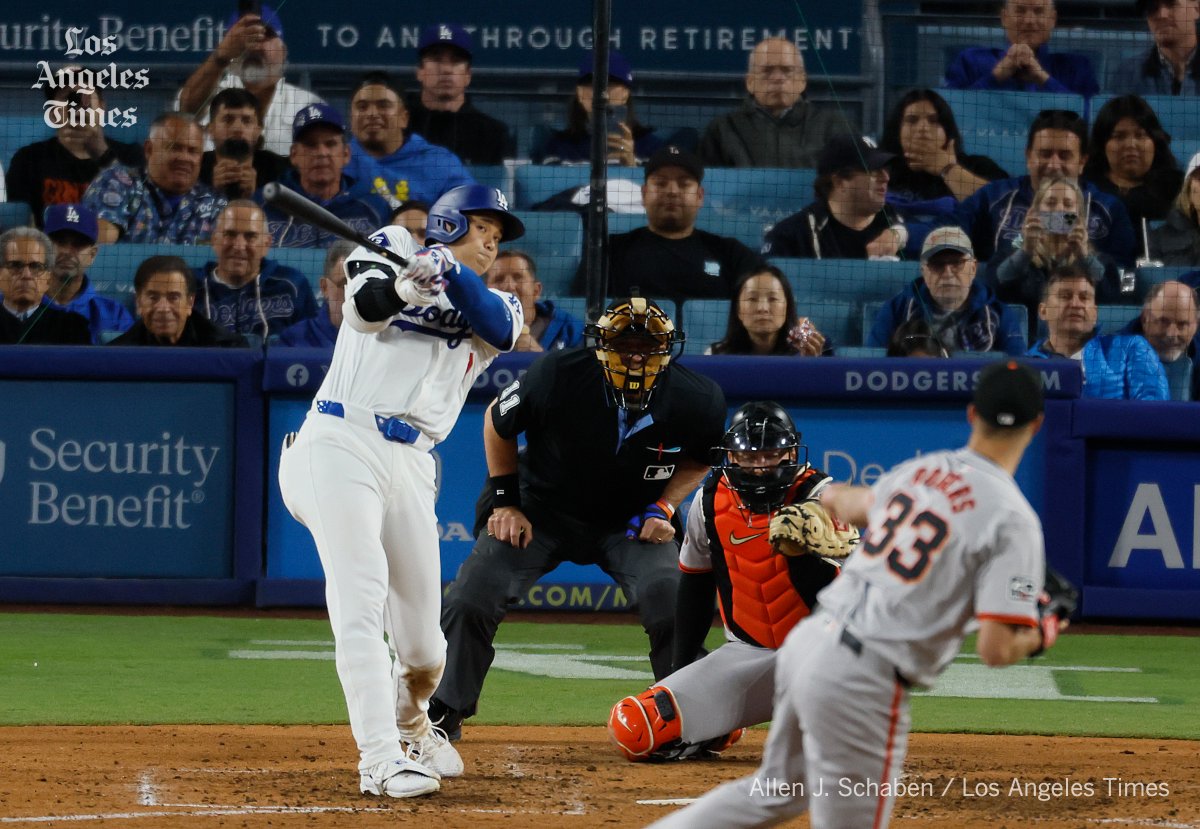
[435,505,681,719]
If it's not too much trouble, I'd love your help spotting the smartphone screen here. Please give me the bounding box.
[606,104,628,135]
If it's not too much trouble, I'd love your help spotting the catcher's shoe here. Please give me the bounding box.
[697,728,745,757]
[359,758,440,799]
[406,725,464,778]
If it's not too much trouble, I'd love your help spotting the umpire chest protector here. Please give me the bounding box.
[702,471,839,649]
[490,348,725,529]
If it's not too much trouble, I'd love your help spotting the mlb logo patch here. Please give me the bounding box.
[1009,576,1037,603]
[644,465,675,481]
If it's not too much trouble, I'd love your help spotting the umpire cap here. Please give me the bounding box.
[973,361,1044,428]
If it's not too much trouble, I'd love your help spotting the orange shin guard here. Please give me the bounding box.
[607,686,682,761]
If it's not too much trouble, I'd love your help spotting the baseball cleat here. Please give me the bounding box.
[406,725,464,778]
[427,698,463,742]
[359,758,440,798]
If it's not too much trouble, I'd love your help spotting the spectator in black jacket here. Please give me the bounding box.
[0,227,91,345]
[763,135,908,259]
[7,72,144,225]
[404,24,513,165]
[110,255,247,348]
[199,88,289,200]
[571,146,765,300]
[1082,94,1183,257]
[1150,152,1200,265]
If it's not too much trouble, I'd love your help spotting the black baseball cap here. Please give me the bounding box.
[645,145,704,183]
[973,361,1044,428]
[817,134,894,176]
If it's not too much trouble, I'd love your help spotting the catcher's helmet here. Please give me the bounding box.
[426,184,525,245]
[584,296,683,411]
[714,401,807,514]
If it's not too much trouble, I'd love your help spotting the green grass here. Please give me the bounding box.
[0,613,1197,740]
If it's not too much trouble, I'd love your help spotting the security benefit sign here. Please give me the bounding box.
[0,380,234,578]
[1087,447,1200,590]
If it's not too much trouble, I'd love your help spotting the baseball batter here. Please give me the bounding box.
[608,401,857,761]
[648,361,1069,829]
[277,185,525,799]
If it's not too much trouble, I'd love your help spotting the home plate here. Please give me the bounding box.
[637,798,699,806]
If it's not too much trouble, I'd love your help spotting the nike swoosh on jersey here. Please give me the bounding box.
[728,531,766,545]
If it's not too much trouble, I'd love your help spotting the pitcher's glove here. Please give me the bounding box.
[1031,565,1078,657]
[769,502,859,563]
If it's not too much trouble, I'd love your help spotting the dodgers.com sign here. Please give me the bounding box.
[0,380,235,578]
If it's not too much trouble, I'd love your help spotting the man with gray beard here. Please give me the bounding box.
[177,4,323,155]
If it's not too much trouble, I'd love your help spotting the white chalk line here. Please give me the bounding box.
[0,806,389,823]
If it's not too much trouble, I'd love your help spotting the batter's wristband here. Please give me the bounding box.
[489,473,521,509]
[653,498,675,520]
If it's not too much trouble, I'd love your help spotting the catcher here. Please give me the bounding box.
[608,401,859,762]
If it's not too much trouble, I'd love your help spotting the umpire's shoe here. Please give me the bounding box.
[359,758,440,798]
[406,725,464,778]
[428,697,463,742]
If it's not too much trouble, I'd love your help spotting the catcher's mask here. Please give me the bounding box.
[585,297,683,411]
[713,401,807,514]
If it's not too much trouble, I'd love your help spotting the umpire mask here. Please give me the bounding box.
[585,297,683,411]
[714,401,806,515]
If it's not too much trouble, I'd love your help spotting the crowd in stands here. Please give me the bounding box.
[2,2,1199,402]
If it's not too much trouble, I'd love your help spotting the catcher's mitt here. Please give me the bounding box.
[1031,565,1078,657]
[768,501,859,562]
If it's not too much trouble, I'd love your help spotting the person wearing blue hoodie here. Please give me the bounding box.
[1027,263,1168,400]
[343,72,475,205]
[43,203,133,343]
[867,226,1026,355]
[278,240,356,348]
[484,250,583,351]
[196,201,317,339]
[262,104,392,248]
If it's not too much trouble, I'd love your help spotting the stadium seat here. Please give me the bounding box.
[835,346,887,359]
[1138,265,1198,288]
[773,258,914,305]
[269,248,327,292]
[679,299,730,355]
[509,211,583,299]
[701,167,816,250]
[0,201,33,231]
[466,165,513,204]
[0,115,53,169]
[513,165,643,210]
[938,90,1086,178]
[1096,305,1140,335]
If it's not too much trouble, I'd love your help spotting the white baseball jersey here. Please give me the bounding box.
[816,447,1044,687]
[314,228,524,444]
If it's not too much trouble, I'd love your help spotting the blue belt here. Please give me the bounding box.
[315,400,422,445]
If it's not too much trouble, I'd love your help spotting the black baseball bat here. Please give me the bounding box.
[262,182,410,269]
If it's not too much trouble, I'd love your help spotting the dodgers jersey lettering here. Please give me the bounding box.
[313,228,524,444]
[816,447,1043,686]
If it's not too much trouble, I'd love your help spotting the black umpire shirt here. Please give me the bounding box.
[571,227,766,300]
[489,347,726,530]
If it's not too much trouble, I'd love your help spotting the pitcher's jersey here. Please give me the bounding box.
[680,469,839,649]
[313,228,523,444]
[815,447,1043,687]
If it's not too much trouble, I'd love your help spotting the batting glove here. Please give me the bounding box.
[625,498,675,541]
[400,245,458,289]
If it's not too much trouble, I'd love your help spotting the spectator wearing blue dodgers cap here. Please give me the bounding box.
[260,104,391,248]
[404,24,514,165]
[177,2,324,155]
[43,203,133,343]
[536,49,666,166]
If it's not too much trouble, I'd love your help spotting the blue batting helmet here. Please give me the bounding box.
[425,185,524,245]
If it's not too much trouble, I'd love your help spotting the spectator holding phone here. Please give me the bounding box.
[1082,94,1183,257]
[708,266,831,356]
[986,175,1127,336]
[199,88,289,199]
[535,51,665,166]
